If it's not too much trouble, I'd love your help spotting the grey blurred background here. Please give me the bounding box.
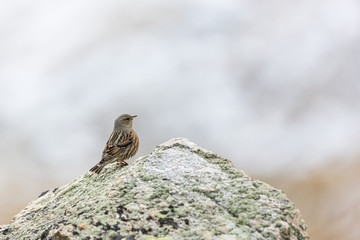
[1,1,360,239]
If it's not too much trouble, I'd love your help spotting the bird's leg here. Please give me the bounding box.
[116,161,128,167]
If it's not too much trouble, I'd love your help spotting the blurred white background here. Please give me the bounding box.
[1,1,360,239]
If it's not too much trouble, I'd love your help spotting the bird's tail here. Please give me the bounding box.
[89,164,105,174]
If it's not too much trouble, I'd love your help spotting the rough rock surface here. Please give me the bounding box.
[1,138,309,240]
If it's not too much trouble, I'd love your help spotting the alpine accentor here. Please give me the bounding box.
[89,114,139,174]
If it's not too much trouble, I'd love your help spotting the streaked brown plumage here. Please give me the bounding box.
[89,114,139,174]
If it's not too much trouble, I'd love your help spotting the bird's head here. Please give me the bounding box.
[114,114,137,129]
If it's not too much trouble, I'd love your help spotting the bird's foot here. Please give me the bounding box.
[117,161,128,167]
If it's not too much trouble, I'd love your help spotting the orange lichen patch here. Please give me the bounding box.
[78,223,86,230]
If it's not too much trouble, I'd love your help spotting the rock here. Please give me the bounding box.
[1,137,309,240]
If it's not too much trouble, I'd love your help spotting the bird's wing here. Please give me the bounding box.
[101,133,131,158]
[115,137,133,148]
[102,143,121,157]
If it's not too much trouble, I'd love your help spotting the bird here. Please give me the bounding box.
[89,114,139,174]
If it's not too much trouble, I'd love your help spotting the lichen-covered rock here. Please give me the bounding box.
[1,138,309,240]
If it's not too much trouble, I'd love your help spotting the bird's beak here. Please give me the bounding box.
[131,115,137,119]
